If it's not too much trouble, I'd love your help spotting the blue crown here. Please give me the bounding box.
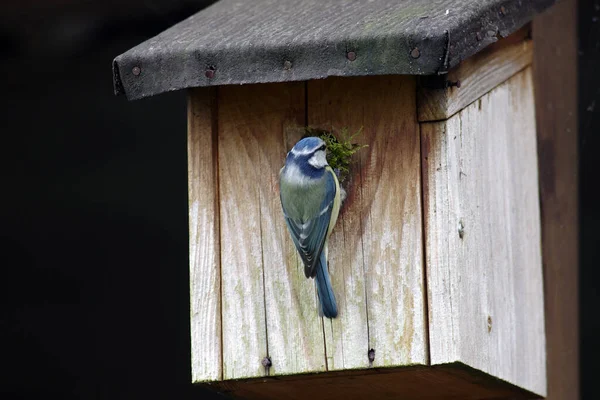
[293,137,323,152]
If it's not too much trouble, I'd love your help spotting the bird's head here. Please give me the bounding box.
[286,137,328,170]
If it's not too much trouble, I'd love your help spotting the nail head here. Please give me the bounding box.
[261,357,272,368]
[347,51,357,61]
[283,60,292,70]
[205,68,215,79]
[368,348,375,363]
[410,47,420,59]
[132,66,141,76]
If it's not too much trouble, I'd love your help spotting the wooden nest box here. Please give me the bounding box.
[113,0,555,398]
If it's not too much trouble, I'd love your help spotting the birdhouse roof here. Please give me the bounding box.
[113,0,554,100]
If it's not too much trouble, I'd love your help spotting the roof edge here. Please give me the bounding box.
[112,0,556,100]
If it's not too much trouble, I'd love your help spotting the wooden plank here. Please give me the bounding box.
[417,26,533,122]
[532,0,579,398]
[211,363,541,400]
[218,84,268,380]
[188,88,222,382]
[218,82,327,379]
[253,83,327,376]
[422,67,546,395]
[308,75,426,370]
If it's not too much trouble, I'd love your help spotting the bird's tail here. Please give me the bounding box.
[316,250,338,318]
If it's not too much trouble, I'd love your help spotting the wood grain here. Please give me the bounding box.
[422,68,546,396]
[308,75,427,370]
[533,1,579,398]
[252,83,328,376]
[218,84,268,380]
[218,82,328,379]
[212,363,541,400]
[188,88,222,382]
[417,26,532,122]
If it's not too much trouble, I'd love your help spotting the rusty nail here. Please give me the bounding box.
[458,220,465,239]
[410,47,420,59]
[283,60,292,70]
[261,357,272,368]
[487,316,493,333]
[205,68,215,79]
[347,51,357,61]
[132,66,141,76]
[499,6,506,16]
[368,349,375,363]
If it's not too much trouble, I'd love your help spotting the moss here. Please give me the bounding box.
[303,126,367,183]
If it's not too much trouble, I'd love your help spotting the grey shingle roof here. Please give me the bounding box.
[113,0,554,100]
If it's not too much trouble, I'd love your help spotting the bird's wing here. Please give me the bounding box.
[282,170,337,278]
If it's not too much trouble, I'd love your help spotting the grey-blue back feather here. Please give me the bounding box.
[316,250,338,318]
[281,169,337,278]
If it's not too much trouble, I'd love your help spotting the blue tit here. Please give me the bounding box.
[279,137,341,318]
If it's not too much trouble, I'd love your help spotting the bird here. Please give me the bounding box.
[279,136,341,318]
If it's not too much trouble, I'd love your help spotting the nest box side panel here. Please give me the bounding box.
[422,67,546,395]
[188,88,222,382]
[217,82,327,379]
[308,75,427,370]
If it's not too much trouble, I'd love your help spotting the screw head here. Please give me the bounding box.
[368,349,375,363]
[347,51,357,61]
[261,357,272,368]
[132,66,141,76]
[410,47,420,59]
[205,68,215,79]
[283,60,292,70]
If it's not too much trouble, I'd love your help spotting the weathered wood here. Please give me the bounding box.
[308,75,427,370]
[422,67,546,396]
[218,85,268,380]
[253,83,328,376]
[417,26,533,122]
[188,88,222,382]
[533,1,579,398]
[218,82,328,379]
[212,363,541,400]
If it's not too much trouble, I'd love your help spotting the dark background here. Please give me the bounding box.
[0,0,596,399]
[1,1,222,399]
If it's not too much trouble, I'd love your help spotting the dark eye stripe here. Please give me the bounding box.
[317,144,326,151]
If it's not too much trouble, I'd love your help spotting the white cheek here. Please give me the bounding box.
[308,150,327,168]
